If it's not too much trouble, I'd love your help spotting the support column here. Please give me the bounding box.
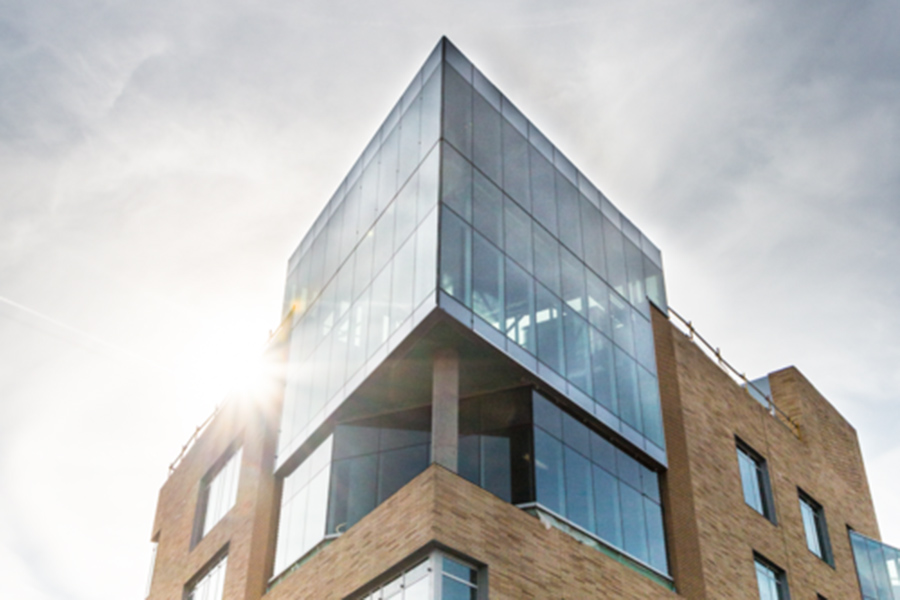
[431,348,459,473]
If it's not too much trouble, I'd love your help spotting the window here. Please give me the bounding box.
[195,446,243,542]
[186,553,227,600]
[755,554,789,600]
[737,440,775,522]
[355,551,481,600]
[799,490,832,564]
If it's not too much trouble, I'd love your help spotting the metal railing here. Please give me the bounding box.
[667,306,800,437]
[167,404,222,476]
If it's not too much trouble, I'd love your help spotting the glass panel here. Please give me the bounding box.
[442,577,476,600]
[610,292,635,357]
[472,170,503,247]
[504,258,535,353]
[443,66,472,158]
[378,444,429,502]
[560,248,586,314]
[589,328,617,413]
[603,217,628,300]
[555,172,582,255]
[391,235,416,331]
[440,208,471,306]
[504,196,533,272]
[638,368,664,448]
[482,434,512,502]
[535,284,564,375]
[529,145,557,236]
[624,238,647,311]
[472,233,504,330]
[620,482,649,563]
[534,427,566,515]
[368,263,393,355]
[738,448,764,513]
[533,392,562,439]
[564,446,594,532]
[632,312,656,371]
[533,225,561,295]
[378,127,400,215]
[561,412,590,457]
[394,178,419,253]
[581,201,607,279]
[473,91,502,184]
[442,144,472,221]
[398,98,421,189]
[592,464,623,548]
[644,254,667,311]
[645,498,668,574]
[801,498,822,557]
[372,202,396,281]
[443,557,477,583]
[586,271,611,337]
[502,120,531,211]
[615,347,642,432]
[563,309,592,396]
[413,208,438,307]
[755,561,780,600]
[420,67,442,154]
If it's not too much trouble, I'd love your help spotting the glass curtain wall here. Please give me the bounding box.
[851,530,900,600]
[437,42,666,459]
[457,388,668,577]
[277,47,443,468]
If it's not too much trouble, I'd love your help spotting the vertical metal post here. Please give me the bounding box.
[431,347,459,472]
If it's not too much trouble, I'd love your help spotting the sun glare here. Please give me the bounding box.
[172,322,277,411]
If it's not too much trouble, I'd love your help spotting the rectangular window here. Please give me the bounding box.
[754,554,789,600]
[195,446,242,543]
[185,553,227,600]
[799,490,832,565]
[737,440,775,522]
[354,550,481,600]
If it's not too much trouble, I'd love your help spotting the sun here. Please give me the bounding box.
[171,318,278,412]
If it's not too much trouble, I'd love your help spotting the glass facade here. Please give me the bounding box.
[436,42,667,461]
[277,45,442,467]
[272,37,671,584]
[457,389,668,577]
[851,530,900,600]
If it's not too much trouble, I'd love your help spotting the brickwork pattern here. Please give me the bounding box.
[653,306,879,600]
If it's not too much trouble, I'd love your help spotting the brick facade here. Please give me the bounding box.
[146,308,880,599]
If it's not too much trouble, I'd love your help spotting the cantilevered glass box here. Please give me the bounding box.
[273,38,670,583]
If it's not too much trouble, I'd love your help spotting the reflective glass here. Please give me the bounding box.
[398,94,421,187]
[413,209,438,307]
[645,497,668,574]
[564,446,594,532]
[439,209,471,306]
[472,233,504,330]
[563,308,592,396]
[603,217,628,300]
[615,347,642,432]
[533,225,561,295]
[589,328,617,413]
[443,66,472,158]
[472,170,503,247]
[473,92,502,184]
[442,144,472,221]
[442,577,476,600]
[620,483,649,563]
[555,172,582,255]
[593,465,622,548]
[391,234,416,330]
[394,178,419,253]
[529,146,557,236]
[534,427,565,515]
[421,68,442,153]
[738,446,765,515]
[609,292,635,357]
[638,367,664,448]
[560,248,586,314]
[379,445,429,502]
[535,284,564,375]
[504,259,535,352]
[503,196,533,272]
[502,121,531,211]
[585,271,611,337]
[623,238,647,311]
[378,127,400,216]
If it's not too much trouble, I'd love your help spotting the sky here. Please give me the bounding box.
[0,0,898,598]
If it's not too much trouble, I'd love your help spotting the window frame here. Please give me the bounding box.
[736,438,776,523]
[184,547,228,600]
[798,488,833,566]
[351,548,486,600]
[754,552,790,600]
[192,443,243,547]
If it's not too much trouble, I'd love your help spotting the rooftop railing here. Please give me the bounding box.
[667,306,800,438]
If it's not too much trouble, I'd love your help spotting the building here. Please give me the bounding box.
[145,38,900,600]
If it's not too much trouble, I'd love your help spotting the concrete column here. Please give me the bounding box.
[431,348,459,473]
